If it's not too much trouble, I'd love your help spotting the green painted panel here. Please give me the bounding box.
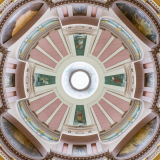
[2,118,42,157]
[105,74,126,87]
[74,34,87,56]
[73,105,87,126]
[34,73,55,87]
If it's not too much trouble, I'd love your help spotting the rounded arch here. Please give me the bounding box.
[0,1,48,48]
[0,112,48,159]
[112,112,159,159]
[111,1,159,48]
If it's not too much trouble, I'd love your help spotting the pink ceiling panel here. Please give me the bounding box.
[30,92,56,112]
[104,92,130,112]
[99,99,121,122]
[38,99,61,122]
[49,104,68,130]
[92,104,111,130]
[49,30,68,57]
[99,38,122,62]
[38,38,61,62]
[30,49,57,68]
[92,30,112,57]
[91,7,98,17]
[6,62,17,69]
[62,6,68,17]
[143,62,153,69]
[104,49,130,68]
[143,91,153,98]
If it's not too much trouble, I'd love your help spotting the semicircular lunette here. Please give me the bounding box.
[2,117,43,158]
[117,116,158,158]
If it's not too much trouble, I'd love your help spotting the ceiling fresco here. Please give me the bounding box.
[73,5,87,16]
[74,34,87,56]
[2,3,43,43]
[117,117,158,158]
[117,3,157,44]
[2,118,42,157]
[105,74,126,87]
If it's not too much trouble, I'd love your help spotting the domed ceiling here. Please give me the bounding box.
[0,0,160,160]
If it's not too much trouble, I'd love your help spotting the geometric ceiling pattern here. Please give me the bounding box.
[0,0,160,160]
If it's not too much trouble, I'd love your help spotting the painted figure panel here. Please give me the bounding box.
[145,73,154,87]
[2,3,43,43]
[73,5,87,16]
[2,118,42,157]
[117,3,157,44]
[5,73,15,87]
[105,74,126,87]
[73,145,87,155]
[117,117,157,157]
[34,73,55,87]
[74,34,87,56]
[73,105,87,126]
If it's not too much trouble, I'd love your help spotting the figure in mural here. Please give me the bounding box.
[34,73,55,87]
[74,34,87,56]
[38,77,49,85]
[111,77,121,83]
[116,3,157,44]
[77,111,83,123]
[75,35,86,50]
[105,74,126,87]
[145,73,154,87]
[73,145,87,155]
[73,5,87,16]
[5,73,15,87]
[118,117,157,157]
[2,118,42,157]
[73,105,87,126]
[2,3,43,43]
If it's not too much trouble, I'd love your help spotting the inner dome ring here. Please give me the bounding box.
[69,69,91,91]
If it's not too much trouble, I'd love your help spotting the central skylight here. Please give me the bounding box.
[61,62,99,99]
[71,71,89,90]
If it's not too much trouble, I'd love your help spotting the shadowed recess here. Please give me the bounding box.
[116,3,157,44]
[2,118,42,157]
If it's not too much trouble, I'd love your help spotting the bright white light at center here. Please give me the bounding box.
[71,71,89,90]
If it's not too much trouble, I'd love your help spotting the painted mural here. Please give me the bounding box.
[153,0,160,7]
[105,74,126,87]
[145,73,154,87]
[5,73,15,87]
[2,118,42,157]
[2,3,43,43]
[34,73,55,87]
[73,105,87,126]
[74,34,87,56]
[117,117,157,158]
[0,0,5,5]
[116,3,157,44]
[73,5,87,16]
[72,145,87,155]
